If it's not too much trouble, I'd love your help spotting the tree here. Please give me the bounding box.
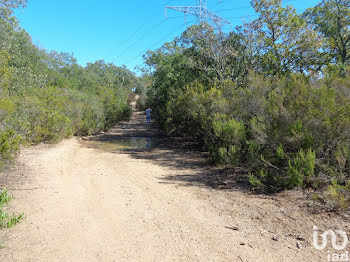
[0,0,26,25]
[0,51,10,92]
[0,0,26,9]
[179,24,249,85]
[143,41,200,128]
[249,0,323,75]
[304,0,350,65]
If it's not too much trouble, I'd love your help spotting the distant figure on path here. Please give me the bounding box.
[146,108,152,124]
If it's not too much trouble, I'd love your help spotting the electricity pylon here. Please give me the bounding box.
[165,0,230,28]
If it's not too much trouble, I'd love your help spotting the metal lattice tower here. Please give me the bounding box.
[165,0,230,28]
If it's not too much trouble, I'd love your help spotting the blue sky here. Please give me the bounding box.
[15,0,321,73]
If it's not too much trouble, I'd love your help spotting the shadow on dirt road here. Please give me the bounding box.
[83,111,251,191]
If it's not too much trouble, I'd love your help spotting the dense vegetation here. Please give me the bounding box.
[0,0,138,170]
[143,0,350,209]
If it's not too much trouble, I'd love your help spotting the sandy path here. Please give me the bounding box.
[0,112,348,262]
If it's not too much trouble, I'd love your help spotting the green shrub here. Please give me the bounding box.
[148,71,350,196]
[0,130,21,170]
[0,189,24,228]
[287,149,316,188]
[242,74,350,190]
[210,117,245,165]
[248,171,265,188]
[325,181,350,210]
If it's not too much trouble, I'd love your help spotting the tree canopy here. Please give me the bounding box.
[305,0,350,65]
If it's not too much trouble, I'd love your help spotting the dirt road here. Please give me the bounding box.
[0,111,348,262]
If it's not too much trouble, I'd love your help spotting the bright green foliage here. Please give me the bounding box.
[211,117,245,165]
[248,172,264,188]
[287,149,316,188]
[0,189,24,228]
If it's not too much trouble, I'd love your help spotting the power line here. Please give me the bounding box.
[215,0,296,13]
[115,13,196,62]
[121,12,259,67]
[226,14,258,20]
[112,0,300,68]
[216,6,251,12]
[123,24,147,44]
[112,23,147,55]
[114,20,167,60]
[119,0,295,56]
[165,0,231,28]
[123,22,189,67]
[150,22,189,48]
[106,1,178,62]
